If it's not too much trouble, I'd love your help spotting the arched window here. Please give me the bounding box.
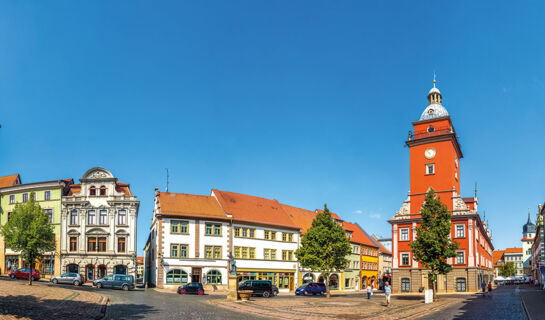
[166,269,188,284]
[401,278,410,292]
[329,274,339,290]
[456,278,466,292]
[89,186,96,196]
[206,270,222,284]
[99,186,107,196]
[302,273,315,284]
[318,275,324,284]
[114,265,127,275]
[66,264,79,274]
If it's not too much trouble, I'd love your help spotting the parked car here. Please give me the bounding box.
[50,273,84,286]
[295,282,326,295]
[178,282,205,295]
[9,268,40,281]
[272,285,279,296]
[239,280,275,298]
[93,274,134,291]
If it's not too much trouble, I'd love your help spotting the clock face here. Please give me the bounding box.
[425,148,436,159]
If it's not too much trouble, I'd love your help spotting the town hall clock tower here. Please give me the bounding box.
[389,80,494,293]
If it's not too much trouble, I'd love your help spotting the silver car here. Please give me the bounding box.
[50,273,84,286]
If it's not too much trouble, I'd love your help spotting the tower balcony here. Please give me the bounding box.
[409,126,454,141]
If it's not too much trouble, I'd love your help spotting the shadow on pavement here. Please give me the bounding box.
[0,294,156,320]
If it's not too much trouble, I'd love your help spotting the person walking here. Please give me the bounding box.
[366,284,372,299]
[481,280,486,295]
[487,282,492,296]
[384,282,391,307]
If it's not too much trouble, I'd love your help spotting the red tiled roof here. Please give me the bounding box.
[159,192,227,219]
[521,237,535,241]
[462,197,475,204]
[343,222,378,248]
[212,189,300,229]
[136,257,144,265]
[315,209,341,220]
[280,204,317,234]
[372,235,392,255]
[0,174,20,188]
[493,250,504,266]
[504,248,523,254]
[68,184,81,196]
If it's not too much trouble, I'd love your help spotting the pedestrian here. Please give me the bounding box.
[366,284,372,299]
[384,281,391,307]
[481,280,486,295]
[487,282,492,296]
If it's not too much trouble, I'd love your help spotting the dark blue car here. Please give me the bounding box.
[295,282,326,295]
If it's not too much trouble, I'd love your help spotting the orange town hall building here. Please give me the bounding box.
[388,81,494,293]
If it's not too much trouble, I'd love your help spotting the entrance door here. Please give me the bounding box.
[192,267,202,283]
[86,265,95,282]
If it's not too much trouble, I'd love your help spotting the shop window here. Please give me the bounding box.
[206,270,222,284]
[166,269,188,284]
[5,256,19,273]
[66,264,79,274]
[114,265,127,275]
[329,274,339,290]
[401,278,410,292]
[302,273,315,284]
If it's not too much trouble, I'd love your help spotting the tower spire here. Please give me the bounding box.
[433,71,436,88]
[528,209,532,223]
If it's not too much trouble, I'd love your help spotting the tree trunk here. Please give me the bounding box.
[325,273,331,299]
[433,279,437,301]
[28,268,33,286]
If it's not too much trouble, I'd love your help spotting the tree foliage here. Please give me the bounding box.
[500,262,516,277]
[409,189,459,299]
[0,195,56,285]
[295,204,351,298]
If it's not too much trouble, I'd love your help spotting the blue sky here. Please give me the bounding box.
[1,1,545,255]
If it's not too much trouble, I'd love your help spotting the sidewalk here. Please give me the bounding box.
[520,286,545,320]
[0,278,108,320]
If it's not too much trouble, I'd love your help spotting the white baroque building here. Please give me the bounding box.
[60,167,139,282]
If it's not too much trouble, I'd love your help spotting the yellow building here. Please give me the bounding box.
[358,227,379,289]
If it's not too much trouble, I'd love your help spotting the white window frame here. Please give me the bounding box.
[456,251,465,265]
[401,252,410,266]
[400,228,410,241]
[426,163,435,175]
[455,224,465,238]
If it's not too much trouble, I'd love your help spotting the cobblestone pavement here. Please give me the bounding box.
[213,292,466,319]
[519,285,545,320]
[0,278,257,320]
[0,277,106,320]
[419,284,528,320]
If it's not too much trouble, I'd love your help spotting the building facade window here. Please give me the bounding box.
[401,253,410,266]
[456,278,466,292]
[44,209,53,223]
[70,210,78,225]
[170,244,188,258]
[401,278,411,292]
[22,193,28,202]
[89,186,96,196]
[400,228,410,241]
[87,237,97,252]
[9,195,15,204]
[69,237,78,252]
[117,210,127,225]
[171,220,189,234]
[206,270,222,284]
[99,210,108,225]
[263,248,277,260]
[166,269,188,284]
[234,246,255,259]
[205,223,222,236]
[456,251,465,264]
[282,250,294,261]
[234,227,255,238]
[264,230,277,240]
[99,186,107,196]
[426,163,435,175]
[204,246,222,259]
[87,210,96,225]
[455,225,465,238]
[98,237,107,252]
[44,191,51,201]
[117,237,126,253]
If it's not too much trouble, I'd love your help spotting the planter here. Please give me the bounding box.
[238,290,253,301]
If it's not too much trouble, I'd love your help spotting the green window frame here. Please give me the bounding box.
[206,270,222,284]
[171,220,189,234]
[166,269,188,284]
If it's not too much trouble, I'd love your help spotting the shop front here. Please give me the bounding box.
[237,269,295,292]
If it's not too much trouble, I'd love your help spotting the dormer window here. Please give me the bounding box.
[90,186,96,196]
[99,186,107,196]
[427,126,435,133]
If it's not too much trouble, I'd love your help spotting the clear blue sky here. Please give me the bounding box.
[1,1,544,255]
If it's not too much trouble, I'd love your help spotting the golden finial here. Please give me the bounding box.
[433,71,436,88]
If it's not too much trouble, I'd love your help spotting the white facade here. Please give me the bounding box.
[60,167,139,282]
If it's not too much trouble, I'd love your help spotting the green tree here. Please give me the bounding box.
[409,189,459,300]
[500,262,516,277]
[295,204,351,298]
[0,195,55,285]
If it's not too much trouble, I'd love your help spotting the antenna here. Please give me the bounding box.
[166,168,170,192]
[474,182,478,198]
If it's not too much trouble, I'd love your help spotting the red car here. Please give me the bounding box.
[9,268,40,281]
